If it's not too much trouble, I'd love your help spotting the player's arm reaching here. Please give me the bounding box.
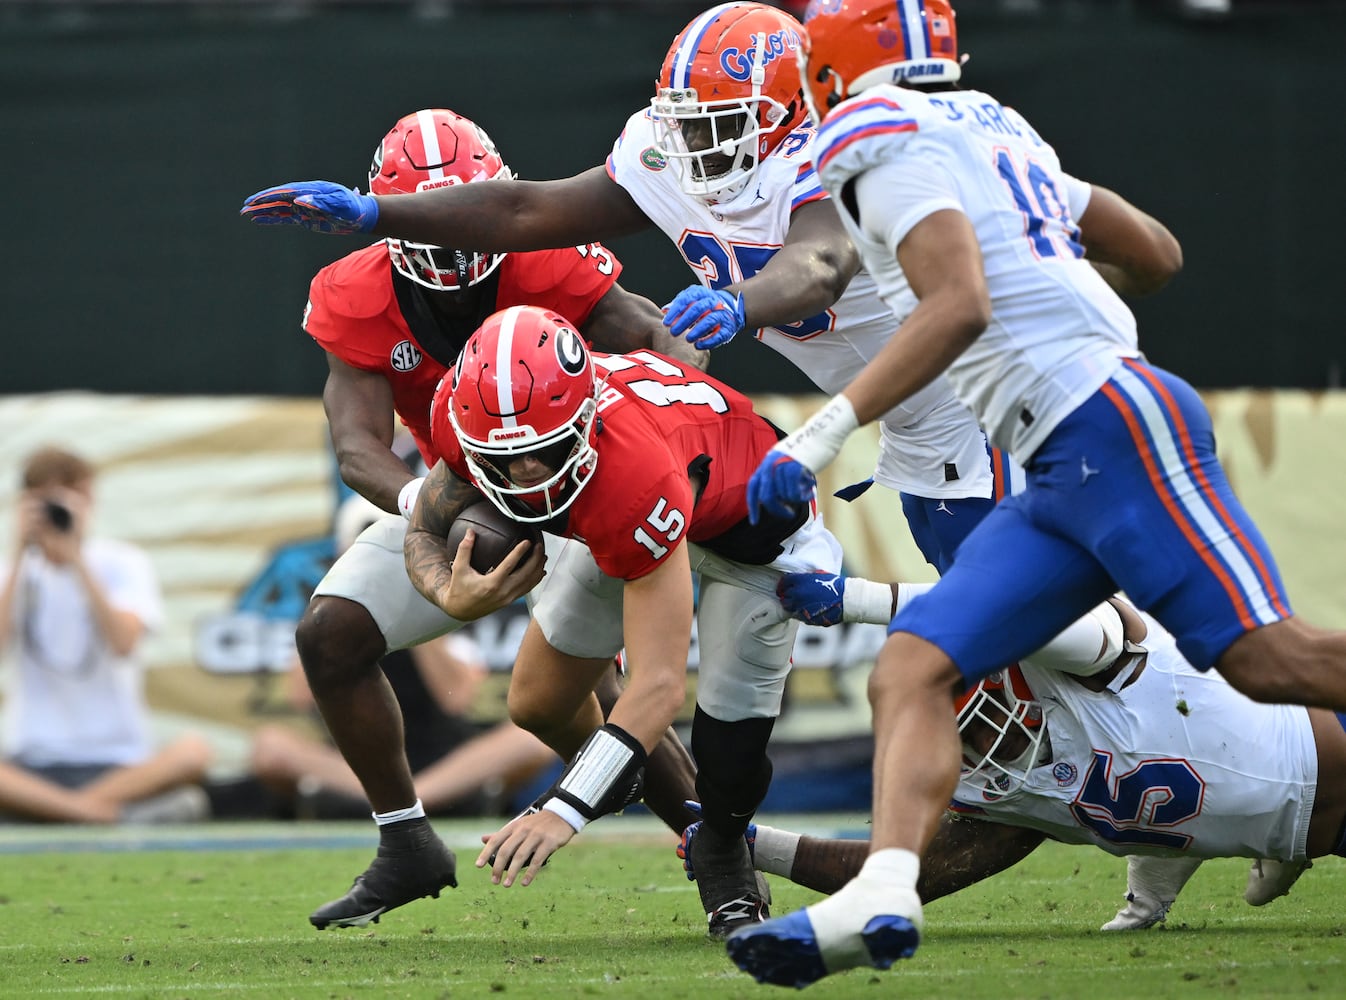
[1074,183,1183,298]
[583,282,709,372]
[241,167,653,252]
[748,202,991,520]
[403,461,545,623]
[477,544,696,888]
[662,200,861,349]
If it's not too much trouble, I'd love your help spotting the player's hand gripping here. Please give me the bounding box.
[439,530,545,621]
[662,286,747,350]
[477,808,576,888]
[676,801,757,881]
[746,451,816,524]
[239,181,379,234]
[776,571,847,627]
[746,394,859,524]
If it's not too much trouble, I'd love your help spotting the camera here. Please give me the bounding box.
[42,499,73,532]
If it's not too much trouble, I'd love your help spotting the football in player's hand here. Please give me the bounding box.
[446,501,543,574]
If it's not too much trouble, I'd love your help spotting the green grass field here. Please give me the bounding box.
[1,817,1341,999]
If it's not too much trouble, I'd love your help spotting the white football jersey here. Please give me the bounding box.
[608,109,994,499]
[951,615,1317,861]
[813,87,1141,464]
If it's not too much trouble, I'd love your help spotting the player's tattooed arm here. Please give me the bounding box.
[405,462,544,621]
[916,813,1046,902]
[404,461,482,605]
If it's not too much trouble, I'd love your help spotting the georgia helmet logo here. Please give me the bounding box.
[555,326,587,375]
[390,340,423,373]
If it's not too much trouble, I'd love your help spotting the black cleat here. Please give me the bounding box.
[309,817,458,930]
[689,823,770,939]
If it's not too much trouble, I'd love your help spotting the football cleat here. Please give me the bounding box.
[726,908,920,988]
[1245,858,1311,907]
[309,817,458,930]
[687,821,770,938]
[675,801,756,881]
[1101,855,1202,931]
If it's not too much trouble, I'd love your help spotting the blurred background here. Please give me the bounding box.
[1,0,1344,800]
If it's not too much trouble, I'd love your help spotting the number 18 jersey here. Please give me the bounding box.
[814,87,1141,464]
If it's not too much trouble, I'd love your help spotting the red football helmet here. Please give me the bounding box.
[368,109,516,291]
[442,306,601,523]
[799,0,961,124]
[953,664,1044,799]
[650,2,809,204]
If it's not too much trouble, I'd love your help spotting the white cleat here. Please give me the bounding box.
[1101,855,1202,931]
[1244,858,1311,907]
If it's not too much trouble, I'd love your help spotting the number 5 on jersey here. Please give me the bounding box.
[634,497,686,558]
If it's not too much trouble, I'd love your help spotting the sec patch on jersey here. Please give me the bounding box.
[446,501,543,574]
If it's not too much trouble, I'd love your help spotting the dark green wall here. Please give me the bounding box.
[2,3,1341,396]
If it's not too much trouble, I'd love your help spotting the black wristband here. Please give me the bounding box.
[545,723,648,827]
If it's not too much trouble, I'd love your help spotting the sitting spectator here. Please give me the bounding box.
[0,445,212,823]
[246,494,556,819]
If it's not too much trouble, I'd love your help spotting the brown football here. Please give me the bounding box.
[445,501,543,574]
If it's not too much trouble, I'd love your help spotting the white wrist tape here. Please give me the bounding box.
[842,578,896,624]
[542,797,589,833]
[397,477,425,520]
[777,394,859,474]
[892,581,935,618]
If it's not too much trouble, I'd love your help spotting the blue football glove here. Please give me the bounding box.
[746,449,816,525]
[239,180,379,235]
[776,571,847,627]
[676,801,757,882]
[662,286,747,350]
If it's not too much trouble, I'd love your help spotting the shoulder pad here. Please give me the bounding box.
[309,244,395,321]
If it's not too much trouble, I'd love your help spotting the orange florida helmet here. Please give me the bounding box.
[368,109,516,291]
[650,2,809,204]
[438,306,601,524]
[954,664,1045,798]
[799,0,961,123]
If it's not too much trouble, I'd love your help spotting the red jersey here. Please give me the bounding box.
[303,242,621,465]
[432,350,788,580]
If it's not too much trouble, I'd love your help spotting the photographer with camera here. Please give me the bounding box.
[0,445,213,824]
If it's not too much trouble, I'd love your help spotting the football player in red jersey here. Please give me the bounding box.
[405,305,846,937]
[293,109,707,931]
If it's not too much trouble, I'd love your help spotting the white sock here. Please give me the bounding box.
[373,799,426,825]
[751,824,800,878]
[808,848,923,969]
[858,847,920,888]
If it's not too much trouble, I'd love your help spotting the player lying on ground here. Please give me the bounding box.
[701,579,1342,927]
